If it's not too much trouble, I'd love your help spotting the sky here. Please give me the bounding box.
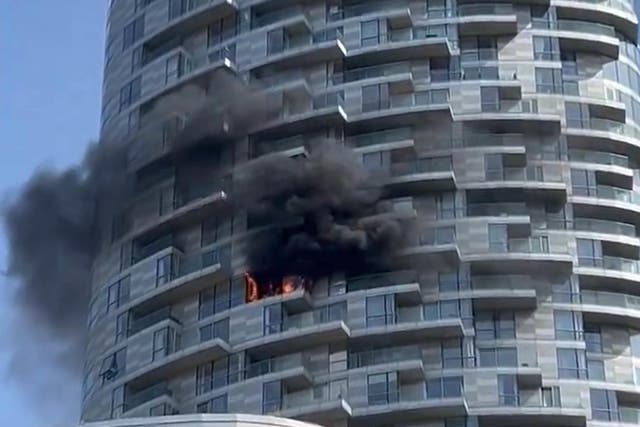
[0,1,106,426]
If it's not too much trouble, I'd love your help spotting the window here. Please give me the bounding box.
[561,51,578,76]
[208,15,238,47]
[445,418,468,427]
[631,330,640,357]
[262,381,283,413]
[264,304,283,335]
[566,102,587,128]
[107,276,130,313]
[430,58,451,82]
[533,36,559,61]
[426,376,463,399]
[111,386,125,418]
[267,29,287,54]
[438,269,469,292]
[478,347,518,367]
[498,374,518,406]
[424,299,473,327]
[115,312,129,343]
[571,169,596,196]
[168,0,187,20]
[420,226,455,245]
[591,389,618,421]
[201,216,234,246]
[426,0,447,18]
[362,151,386,170]
[488,224,508,252]
[366,295,396,326]
[156,254,175,286]
[131,46,143,73]
[476,311,516,340]
[442,339,466,368]
[100,348,126,384]
[368,372,398,404]
[123,15,145,50]
[481,87,500,112]
[199,318,229,342]
[152,327,176,361]
[196,355,241,394]
[557,348,588,379]
[554,310,583,340]
[165,53,184,84]
[460,37,497,62]
[119,76,141,111]
[361,20,380,46]
[362,83,389,112]
[198,277,244,319]
[436,192,460,220]
[197,394,228,413]
[536,68,563,94]
[577,239,602,267]
[584,325,603,353]
[587,358,605,381]
[542,386,561,407]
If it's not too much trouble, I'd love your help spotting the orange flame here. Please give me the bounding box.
[281,276,296,294]
[244,272,259,302]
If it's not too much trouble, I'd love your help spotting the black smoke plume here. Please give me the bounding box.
[235,144,408,285]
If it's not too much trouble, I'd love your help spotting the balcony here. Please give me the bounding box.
[565,118,640,161]
[467,275,538,310]
[575,255,640,293]
[349,346,425,380]
[459,99,561,133]
[353,90,452,129]
[386,157,456,195]
[128,245,230,313]
[532,19,619,58]
[464,238,573,275]
[545,218,638,248]
[250,135,307,158]
[243,306,350,357]
[346,271,420,298]
[126,114,186,172]
[128,306,178,337]
[275,381,352,423]
[399,228,460,267]
[554,0,638,42]
[571,185,640,225]
[245,353,313,388]
[251,6,311,32]
[558,289,640,329]
[255,91,347,139]
[144,0,238,49]
[472,400,587,427]
[348,127,414,154]
[124,382,175,415]
[332,62,414,88]
[252,28,346,70]
[353,388,468,423]
[464,166,566,200]
[327,4,412,27]
[568,150,632,188]
[351,317,466,346]
[456,4,518,36]
[347,30,453,67]
[467,202,530,218]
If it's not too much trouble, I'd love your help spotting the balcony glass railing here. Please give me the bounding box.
[486,166,548,182]
[168,0,224,21]
[467,202,529,217]
[390,157,452,176]
[580,290,640,310]
[280,381,349,410]
[125,383,172,411]
[252,7,307,28]
[568,149,629,167]
[172,176,231,210]
[363,90,449,112]
[156,245,231,286]
[490,237,550,254]
[349,127,412,148]
[532,18,616,37]
[349,345,422,369]
[595,185,640,205]
[546,218,637,237]
[129,306,176,336]
[579,255,640,273]
[346,270,418,293]
[246,353,311,378]
[457,4,514,16]
[568,117,640,140]
[619,407,640,424]
[332,62,411,84]
[327,1,405,21]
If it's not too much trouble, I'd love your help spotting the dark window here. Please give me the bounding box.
[264,304,283,335]
[438,269,469,292]
[535,68,563,94]
[498,374,518,406]
[199,318,229,343]
[426,376,463,399]
[152,327,176,361]
[197,394,228,413]
[557,348,588,379]
[481,87,500,112]
[533,36,559,61]
[478,347,518,367]
[119,76,142,111]
[196,355,241,395]
[123,15,145,50]
[584,325,603,353]
[576,239,602,267]
[488,224,508,252]
[361,19,380,46]
[436,192,459,220]
[107,276,130,313]
[262,381,283,413]
[587,358,605,381]
[115,312,129,343]
[100,348,126,384]
[591,389,618,421]
[110,385,125,418]
[208,15,238,47]
[631,331,640,357]
[199,277,244,319]
[362,83,389,112]
[368,372,398,404]
[201,216,235,246]
[267,29,287,54]
[442,339,466,368]
[366,294,396,326]
[542,386,561,407]
[168,0,187,20]
[554,310,583,340]
[566,102,587,128]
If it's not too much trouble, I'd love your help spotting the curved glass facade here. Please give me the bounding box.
[85,1,640,426]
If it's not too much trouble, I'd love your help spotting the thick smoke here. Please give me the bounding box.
[235,144,407,282]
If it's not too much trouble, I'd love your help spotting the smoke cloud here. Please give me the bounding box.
[235,144,407,282]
